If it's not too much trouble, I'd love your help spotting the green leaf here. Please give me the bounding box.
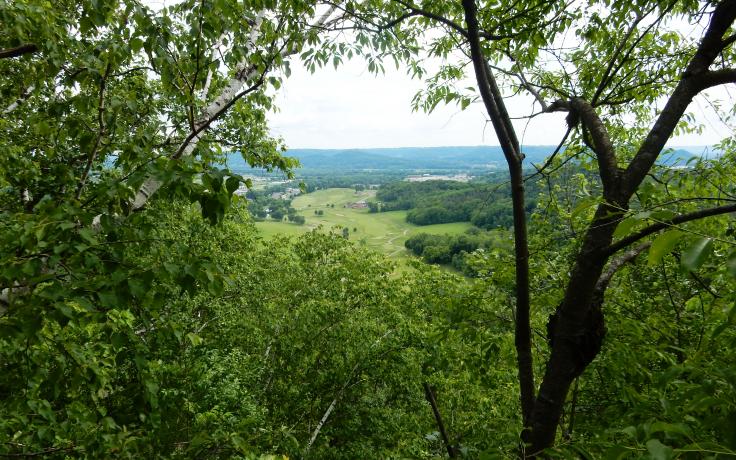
[648,421,692,438]
[186,332,203,347]
[646,439,673,460]
[111,333,126,351]
[604,446,631,460]
[130,37,144,53]
[726,251,736,277]
[647,230,682,266]
[621,426,638,439]
[571,197,598,219]
[681,237,713,272]
[98,291,118,308]
[226,176,240,195]
[712,303,736,338]
[78,228,97,244]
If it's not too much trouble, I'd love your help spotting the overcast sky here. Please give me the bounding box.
[267,58,733,150]
[147,0,732,151]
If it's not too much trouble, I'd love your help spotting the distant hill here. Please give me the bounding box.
[225,145,699,174]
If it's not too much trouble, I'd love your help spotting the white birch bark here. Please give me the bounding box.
[130,6,339,211]
[131,11,265,210]
[3,85,34,114]
[2,8,342,310]
[307,397,337,449]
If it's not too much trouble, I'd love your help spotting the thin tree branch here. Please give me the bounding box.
[484,60,520,155]
[76,63,111,199]
[393,0,470,38]
[524,125,572,182]
[305,329,393,453]
[606,203,736,255]
[568,98,619,196]
[693,67,736,91]
[595,242,651,298]
[722,33,736,48]
[590,8,650,105]
[592,2,674,106]
[622,0,736,197]
[423,383,457,458]
[462,0,535,434]
[0,43,38,59]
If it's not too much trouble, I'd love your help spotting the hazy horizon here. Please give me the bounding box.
[279,144,715,152]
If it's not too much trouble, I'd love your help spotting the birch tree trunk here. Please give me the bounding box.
[131,11,265,210]
[130,5,339,211]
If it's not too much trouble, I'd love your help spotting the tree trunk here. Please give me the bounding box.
[461,0,535,429]
[528,0,736,452]
[529,204,620,453]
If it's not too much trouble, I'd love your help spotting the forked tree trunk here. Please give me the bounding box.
[460,0,736,455]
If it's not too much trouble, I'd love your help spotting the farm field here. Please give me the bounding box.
[254,188,473,260]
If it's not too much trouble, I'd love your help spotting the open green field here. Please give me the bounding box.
[254,188,473,261]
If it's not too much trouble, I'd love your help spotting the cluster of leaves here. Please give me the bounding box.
[4,0,736,457]
[1,0,336,456]
[515,151,736,458]
[405,228,512,276]
[3,149,735,459]
[0,196,531,458]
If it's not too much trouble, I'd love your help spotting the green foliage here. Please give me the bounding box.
[376,180,539,228]
[528,152,736,458]
[405,228,512,275]
[3,0,736,457]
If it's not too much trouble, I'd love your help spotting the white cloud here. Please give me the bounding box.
[268,58,731,149]
[269,58,569,148]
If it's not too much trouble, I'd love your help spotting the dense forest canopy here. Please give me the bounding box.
[2,0,736,458]
[374,179,539,227]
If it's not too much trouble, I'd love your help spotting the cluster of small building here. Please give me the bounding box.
[405,173,472,182]
[270,187,302,200]
[345,200,368,209]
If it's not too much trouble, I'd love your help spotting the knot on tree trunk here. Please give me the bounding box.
[546,303,606,378]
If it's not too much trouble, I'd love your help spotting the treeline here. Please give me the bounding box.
[374,180,539,228]
[299,171,405,192]
[405,228,510,276]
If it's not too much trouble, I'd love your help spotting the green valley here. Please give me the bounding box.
[254,188,473,261]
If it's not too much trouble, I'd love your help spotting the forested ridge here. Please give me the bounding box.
[2,0,736,458]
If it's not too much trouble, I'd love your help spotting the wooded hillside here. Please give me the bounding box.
[2,0,736,458]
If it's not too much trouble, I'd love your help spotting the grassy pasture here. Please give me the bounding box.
[254,188,472,261]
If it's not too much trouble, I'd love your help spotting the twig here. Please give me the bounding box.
[423,383,456,458]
